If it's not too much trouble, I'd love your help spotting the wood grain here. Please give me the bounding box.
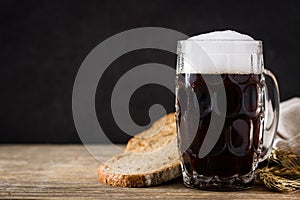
[0,145,298,199]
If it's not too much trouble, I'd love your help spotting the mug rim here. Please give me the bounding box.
[177,40,263,54]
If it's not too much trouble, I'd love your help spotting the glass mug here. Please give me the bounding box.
[175,40,280,190]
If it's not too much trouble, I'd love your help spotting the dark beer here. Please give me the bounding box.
[176,73,264,189]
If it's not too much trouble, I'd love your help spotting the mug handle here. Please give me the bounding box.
[259,69,280,162]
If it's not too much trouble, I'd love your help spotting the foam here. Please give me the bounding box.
[188,30,254,41]
[177,30,262,74]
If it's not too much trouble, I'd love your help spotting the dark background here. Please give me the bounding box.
[1,0,299,143]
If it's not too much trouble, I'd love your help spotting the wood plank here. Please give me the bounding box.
[0,145,299,199]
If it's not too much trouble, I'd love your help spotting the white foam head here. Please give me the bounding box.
[188,30,254,41]
[177,30,263,74]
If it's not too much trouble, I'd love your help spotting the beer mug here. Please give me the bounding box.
[175,39,280,190]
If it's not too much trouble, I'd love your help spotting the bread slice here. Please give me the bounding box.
[125,113,177,153]
[97,113,181,187]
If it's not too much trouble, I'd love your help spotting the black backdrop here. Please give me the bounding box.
[1,0,299,143]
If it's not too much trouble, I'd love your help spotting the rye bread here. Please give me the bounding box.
[97,113,181,187]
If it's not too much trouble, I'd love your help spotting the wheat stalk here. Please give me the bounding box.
[257,135,300,193]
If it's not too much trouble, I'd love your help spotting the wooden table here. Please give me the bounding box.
[0,145,299,199]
